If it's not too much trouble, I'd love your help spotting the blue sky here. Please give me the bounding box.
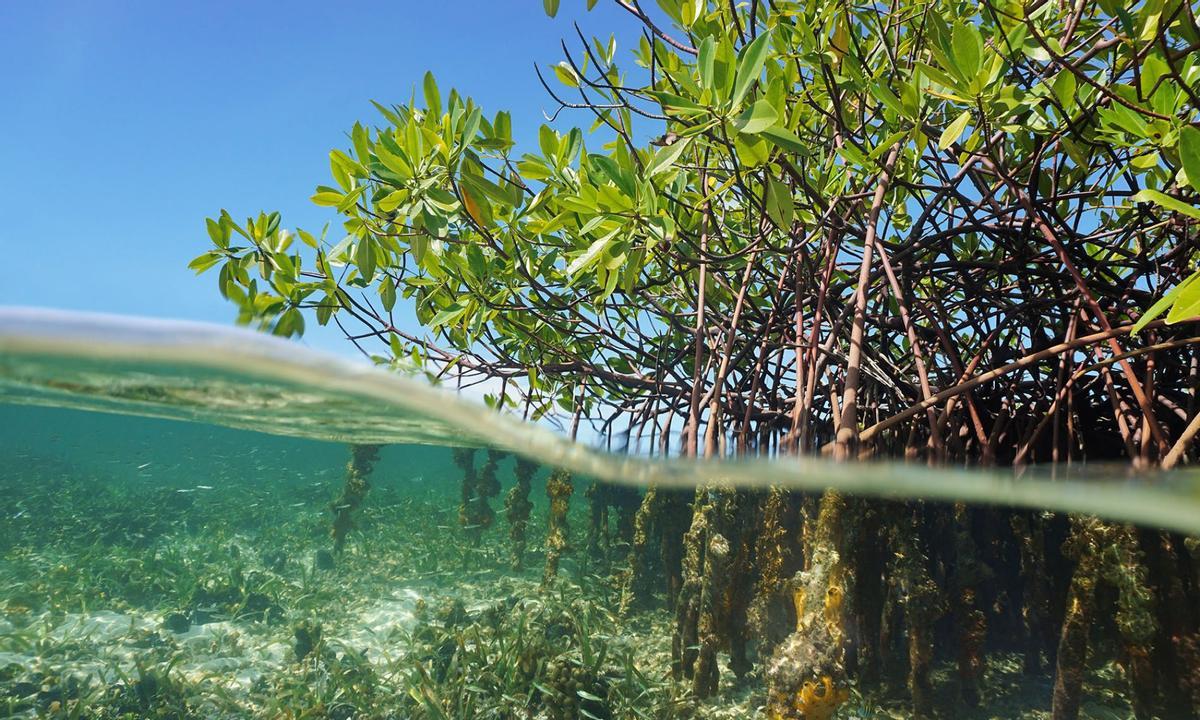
[0,1,644,356]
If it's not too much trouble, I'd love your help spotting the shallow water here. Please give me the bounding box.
[2,307,1198,718]
[4,307,1200,533]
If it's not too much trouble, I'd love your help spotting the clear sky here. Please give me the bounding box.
[0,1,643,356]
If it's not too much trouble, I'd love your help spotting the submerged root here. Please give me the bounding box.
[455,448,500,546]
[1108,527,1157,719]
[583,481,641,572]
[620,485,661,614]
[951,504,989,708]
[504,457,536,571]
[330,443,381,554]
[1176,632,1200,715]
[892,507,941,719]
[585,481,606,567]
[764,490,854,719]
[542,469,573,585]
[1011,512,1053,673]
[748,488,800,663]
[672,487,753,697]
[1052,517,1103,720]
[673,488,708,682]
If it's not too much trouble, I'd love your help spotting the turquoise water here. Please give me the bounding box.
[0,403,568,718]
[4,308,1200,533]
[2,308,1199,719]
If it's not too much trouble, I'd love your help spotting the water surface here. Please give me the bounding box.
[1,307,1196,719]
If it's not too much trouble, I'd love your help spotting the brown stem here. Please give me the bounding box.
[834,145,901,460]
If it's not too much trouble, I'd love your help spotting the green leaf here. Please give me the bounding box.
[938,110,971,150]
[680,0,703,26]
[1179,126,1200,192]
[539,125,560,160]
[647,138,690,177]
[380,278,397,311]
[430,302,467,329]
[370,100,402,127]
[731,31,771,107]
[460,106,482,145]
[188,251,223,275]
[1167,272,1200,324]
[734,133,770,167]
[1051,71,1077,110]
[423,71,441,118]
[543,0,559,17]
[273,307,304,338]
[374,141,412,179]
[493,111,512,143]
[759,125,807,155]
[1133,188,1200,221]
[206,218,230,249]
[914,62,961,97]
[311,191,344,207]
[734,99,779,134]
[1138,0,1163,42]
[591,154,636,196]
[553,62,579,88]
[765,177,793,230]
[951,22,983,83]
[336,186,367,213]
[644,90,708,116]
[329,150,362,191]
[567,230,618,279]
[870,82,905,119]
[1134,272,1198,333]
[270,249,296,278]
[355,237,377,283]
[697,36,716,90]
[351,122,369,164]
[461,172,513,207]
[316,294,335,325]
[377,189,409,213]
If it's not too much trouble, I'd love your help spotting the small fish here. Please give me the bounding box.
[195,485,214,490]
[137,462,152,470]
[290,502,305,507]
[176,489,195,494]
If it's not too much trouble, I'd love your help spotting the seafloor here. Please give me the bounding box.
[0,441,1137,719]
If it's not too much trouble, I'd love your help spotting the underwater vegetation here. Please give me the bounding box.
[1,415,1197,720]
